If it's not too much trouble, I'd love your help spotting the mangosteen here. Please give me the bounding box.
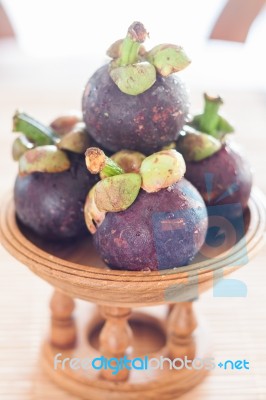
[84,147,207,271]
[82,21,191,154]
[12,111,98,240]
[176,93,253,218]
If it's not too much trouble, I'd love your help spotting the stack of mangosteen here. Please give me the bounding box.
[13,21,252,271]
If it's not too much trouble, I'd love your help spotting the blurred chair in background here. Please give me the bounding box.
[0,2,15,39]
[209,0,265,42]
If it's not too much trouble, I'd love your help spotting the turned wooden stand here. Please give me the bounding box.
[0,188,265,400]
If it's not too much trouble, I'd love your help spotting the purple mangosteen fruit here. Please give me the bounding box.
[84,147,208,271]
[82,21,190,154]
[176,94,252,218]
[12,111,98,240]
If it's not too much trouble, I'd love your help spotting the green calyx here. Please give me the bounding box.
[58,122,91,154]
[12,111,91,174]
[176,126,222,162]
[12,135,34,161]
[175,93,234,161]
[84,147,186,234]
[84,147,142,233]
[13,111,59,146]
[108,150,145,176]
[19,145,71,175]
[84,185,106,234]
[146,44,191,76]
[108,21,190,95]
[50,111,83,136]
[110,62,156,96]
[140,149,186,193]
[190,93,234,140]
[85,148,141,213]
[84,173,141,234]
[95,173,142,212]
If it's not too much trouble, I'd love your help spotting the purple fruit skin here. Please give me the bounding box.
[185,143,252,217]
[82,64,189,154]
[93,179,207,271]
[14,154,98,240]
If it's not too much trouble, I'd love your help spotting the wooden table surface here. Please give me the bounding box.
[0,49,266,399]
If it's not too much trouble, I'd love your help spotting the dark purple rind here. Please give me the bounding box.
[14,153,98,241]
[82,64,189,154]
[185,143,252,217]
[93,179,207,271]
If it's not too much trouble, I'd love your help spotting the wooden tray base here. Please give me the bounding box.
[42,304,209,400]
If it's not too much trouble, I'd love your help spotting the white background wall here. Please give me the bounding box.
[2,0,266,89]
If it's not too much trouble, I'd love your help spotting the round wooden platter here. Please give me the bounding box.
[0,188,265,307]
[41,305,211,400]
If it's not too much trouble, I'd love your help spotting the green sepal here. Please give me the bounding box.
[176,126,222,162]
[102,158,124,177]
[12,135,34,161]
[50,111,82,136]
[94,173,141,212]
[140,149,186,193]
[147,44,191,76]
[84,185,106,234]
[57,123,91,154]
[110,62,156,95]
[19,145,71,175]
[13,111,59,145]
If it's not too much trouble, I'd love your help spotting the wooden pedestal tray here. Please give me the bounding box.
[0,188,265,400]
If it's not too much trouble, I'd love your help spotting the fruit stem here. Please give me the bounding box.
[85,147,124,177]
[198,93,223,134]
[119,21,148,66]
[191,93,234,140]
[13,111,59,146]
